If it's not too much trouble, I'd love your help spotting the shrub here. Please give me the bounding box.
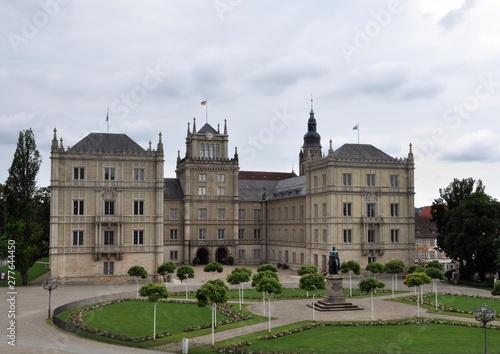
[227,256,234,265]
[192,256,200,266]
[492,280,500,296]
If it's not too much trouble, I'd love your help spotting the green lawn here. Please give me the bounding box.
[190,321,500,354]
[56,300,266,347]
[0,257,49,287]
[395,293,500,318]
[82,300,231,337]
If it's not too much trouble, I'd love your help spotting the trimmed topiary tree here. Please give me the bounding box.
[492,280,500,296]
[128,265,148,299]
[204,261,223,279]
[341,260,361,297]
[358,277,385,320]
[139,282,169,340]
[297,264,318,276]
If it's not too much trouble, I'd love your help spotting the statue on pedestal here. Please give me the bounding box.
[328,245,340,275]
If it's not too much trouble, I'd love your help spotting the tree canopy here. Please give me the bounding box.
[358,277,385,294]
[2,129,46,285]
[204,261,223,275]
[403,272,432,288]
[176,265,195,282]
[195,279,228,307]
[254,275,283,295]
[297,264,317,276]
[226,267,252,285]
[384,259,405,274]
[128,265,148,278]
[257,263,278,273]
[139,282,169,302]
[299,273,325,292]
[340,260,361,275]
[432,178,500,280]
[366,262,384,275]
[251,269,279,287]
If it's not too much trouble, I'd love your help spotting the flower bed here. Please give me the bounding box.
[183,303,252,331]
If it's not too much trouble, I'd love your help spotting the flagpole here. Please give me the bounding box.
[357,122,359,144]
[206,100,208,123]
[106,108,109,134]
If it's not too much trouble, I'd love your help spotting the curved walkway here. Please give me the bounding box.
[1,270,498,353]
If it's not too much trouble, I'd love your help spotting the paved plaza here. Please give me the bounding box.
[1,267,498,353]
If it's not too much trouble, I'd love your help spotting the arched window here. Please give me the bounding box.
[200,143,205,158]
[216,144,220,158]
[204,144,209,158]
[209,144,214,158]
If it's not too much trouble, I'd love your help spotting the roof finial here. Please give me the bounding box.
[310,94,314,113]
[224,119,227,135]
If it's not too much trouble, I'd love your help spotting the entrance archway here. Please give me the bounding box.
[196,248,209,265]
[215,248,228,264]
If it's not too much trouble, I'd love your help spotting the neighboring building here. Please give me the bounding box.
[414,206,455,270]
[50,106,416,283]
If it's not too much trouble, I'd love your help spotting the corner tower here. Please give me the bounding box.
[299,97,322,175]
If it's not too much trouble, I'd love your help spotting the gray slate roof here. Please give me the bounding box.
[164,178,184,199]
[197,123,218,134]
[268,176,306,200]
[334,143,394,160]
[69,133,145,152]
[239,180,278,201]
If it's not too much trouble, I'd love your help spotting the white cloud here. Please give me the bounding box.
[439,129,500,162]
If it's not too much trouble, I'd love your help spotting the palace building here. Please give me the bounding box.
[49,106,415,283]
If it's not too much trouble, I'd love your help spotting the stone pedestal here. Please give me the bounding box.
[324,275,346,304]
[308,274,363,311]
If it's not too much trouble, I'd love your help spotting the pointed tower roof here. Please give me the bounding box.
[302,96,321,148]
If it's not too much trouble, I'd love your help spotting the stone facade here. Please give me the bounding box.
[50,108,415,283]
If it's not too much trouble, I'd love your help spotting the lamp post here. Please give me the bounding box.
[473,303,496,354]
[42,278,58,319]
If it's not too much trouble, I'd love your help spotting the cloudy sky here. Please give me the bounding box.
[1,0,500,207]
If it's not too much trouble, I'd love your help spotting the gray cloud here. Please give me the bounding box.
[438,0,477,31]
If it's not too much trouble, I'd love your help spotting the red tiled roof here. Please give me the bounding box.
[419,206,433,218]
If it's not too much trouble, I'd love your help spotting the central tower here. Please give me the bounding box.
[299,98,322,175]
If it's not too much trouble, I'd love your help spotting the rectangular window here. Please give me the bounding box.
[198,208,207,220]
[133,230,144,245]
[313,176,318,188]
[368,229,375,243]
[314,229,319,243]
[367,203,375,217]
[299,206,304,219]
[284,207,288,220]
[72,230,84,246]
[170,250,178,260]
[217,174,225,183]
[422,239,427,245]
[198,229,206,240]
[73,167,85,180]
[322,174,327,187]
[291,206,296,219]
[199,173,207,182]
[300,229,305,242]
[217,208,225,220]
[217,186,225,196]
[254,228,261,239]
[322,203,327,217]
[253,249,261,259]
[367,174,376,187]
[343,229,352,243]
[133,168,145,182]
[104,230,114,245]
[342,173,352,186]
[170,209,179,220]
[198,186,206,196]
[390,175,399,187]
[301,253,305,264]
[73,200,84,215]
[238,229,245,239]
[254,209,262,221]
[343,203,352,217]
[104,201,115,215]
[415,238,419,245]
[133,200,144,215]
[391,203,399,217]
[217,229,225,240]
[292,229,296,241]
[238,209,245,220]
[368,257,376,264]
[391,229,399,243]
[170,229,178,240]
[104,167,115,181]
[314,204,318,218]
[238,249,245,259]
[322,229,327,243]
[103,261,114,275]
